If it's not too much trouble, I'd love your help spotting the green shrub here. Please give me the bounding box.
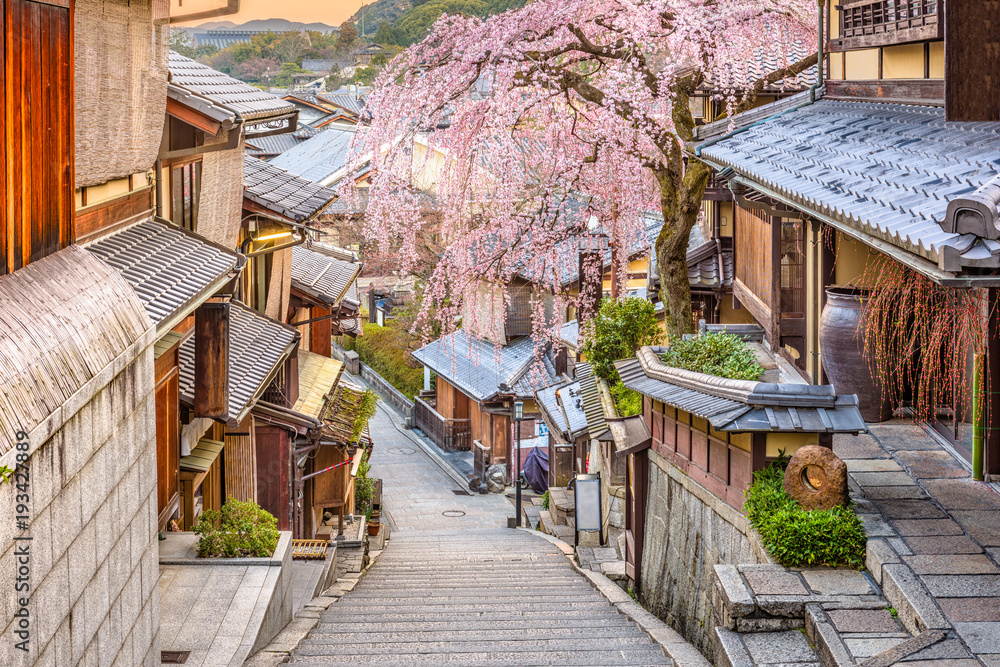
[354,450,375,514]
[193,498,280,558]
[609,380,642,417]
[540,489,550,510]
[744,464,866,569]
[337,322,425,399]
[580,297,663,382]
[659,332,763,381]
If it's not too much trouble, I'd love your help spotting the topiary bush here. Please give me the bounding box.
[744,463,866,569]
[659,332,763,381]
[193,498,280,558]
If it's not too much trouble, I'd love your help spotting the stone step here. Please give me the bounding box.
[288,650,672,666]
[344,588,601,599]
[326,600,616,612]
[310,618,638,633]
[294,641,667,656]
[304,626,650,643]
[316,610,631,623]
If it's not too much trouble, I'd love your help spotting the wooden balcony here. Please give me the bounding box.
[414,397,472,451]
[833,0,942,50]
[703,170,734,202]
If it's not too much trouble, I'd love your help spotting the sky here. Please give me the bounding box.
[172,0,366,27]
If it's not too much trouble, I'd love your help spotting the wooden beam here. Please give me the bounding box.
[74,186,153,244]
[194,296,230,419]
[946,0,1000,122]
[825,79,945,106]
[166,96,223,136]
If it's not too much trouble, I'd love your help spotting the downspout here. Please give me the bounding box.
[973,354,985,480]
[169,0,241,24]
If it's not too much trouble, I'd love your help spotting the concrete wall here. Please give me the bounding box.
[639,449,771,658]
[0,347,159,666]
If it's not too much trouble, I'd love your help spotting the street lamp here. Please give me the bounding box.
[514,399,524,527]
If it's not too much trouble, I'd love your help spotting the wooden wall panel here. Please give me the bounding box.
[155,366,179,521]
[946,0,1000,121]
[255,425,290,531]
[734,205,772,314]
[224,418,256,503]
[2,0,73,275]
[74,187,152,243]
[310,306,332,358]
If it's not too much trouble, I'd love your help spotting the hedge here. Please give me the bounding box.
[744,463,867,569]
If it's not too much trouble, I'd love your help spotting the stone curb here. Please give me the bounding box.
[518,527,712,667]
[243,535,389,665]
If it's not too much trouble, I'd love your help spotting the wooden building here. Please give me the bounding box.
[694,0,1000,468]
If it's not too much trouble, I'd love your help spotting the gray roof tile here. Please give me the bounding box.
[178,301,299,421]
[698,99,1000,270]
[270,126,357,184]
[290,244,362,306]
[413,330,564,402]
[86,219,239,327]
[169,51,295,122]
[243,156,338,222]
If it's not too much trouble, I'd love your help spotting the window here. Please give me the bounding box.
[170,160,202,232]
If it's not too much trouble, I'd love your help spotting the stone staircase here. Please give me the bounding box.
[712,563,976,666]
[287,528,674,666]
[538,487,629,585]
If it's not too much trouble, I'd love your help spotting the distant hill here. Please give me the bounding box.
[370,0,527,46]
[350,0,414,37]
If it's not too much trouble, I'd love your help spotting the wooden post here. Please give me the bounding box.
[946,0,1000,122]
[194,296,230,419]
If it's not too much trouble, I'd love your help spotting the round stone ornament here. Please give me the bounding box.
[782,445,848,510]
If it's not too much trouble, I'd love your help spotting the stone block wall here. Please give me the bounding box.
[0,348,159,666]
[639,449,771,658]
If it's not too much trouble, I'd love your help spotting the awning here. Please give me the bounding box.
[86,218,242,335]
[576,363,612,442]
[180,438,224,473]
[608,416,652,459]
[178,302,299,423]
[294,350,345,420]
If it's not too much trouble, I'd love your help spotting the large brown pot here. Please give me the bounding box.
[820,287,893,422]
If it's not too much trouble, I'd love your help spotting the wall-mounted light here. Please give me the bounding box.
[256,230,293,242]
[514,400,524,421]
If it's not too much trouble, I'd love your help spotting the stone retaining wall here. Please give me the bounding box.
[639,449,771,658]
[0,345,160,666]
[331,342,415,420]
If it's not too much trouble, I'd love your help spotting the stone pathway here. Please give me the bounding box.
[285,388,675,666]
[835,420,1000,665]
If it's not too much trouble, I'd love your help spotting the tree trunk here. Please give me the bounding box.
[654,160,711,342]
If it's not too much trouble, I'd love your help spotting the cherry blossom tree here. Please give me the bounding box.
[356,0,819,342]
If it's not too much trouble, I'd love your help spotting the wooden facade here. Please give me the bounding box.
[255,425,292,531]
[1,0,74,275]
[644,396,760,510]
[155,345,180,527]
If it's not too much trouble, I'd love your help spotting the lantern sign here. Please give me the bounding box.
[573,473,603,547]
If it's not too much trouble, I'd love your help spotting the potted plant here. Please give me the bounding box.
[365,505,379,536]
[192,497,280,558]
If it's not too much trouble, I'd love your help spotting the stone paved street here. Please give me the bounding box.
[286,388,673,665]
[836,421,1000,664]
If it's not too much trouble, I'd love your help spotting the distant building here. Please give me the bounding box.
[351,43,385,67]
[302,58,339,74]
[195,29,285,49]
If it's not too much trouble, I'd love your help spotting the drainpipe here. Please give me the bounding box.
[973,353,985,480]
[169,0,241,24]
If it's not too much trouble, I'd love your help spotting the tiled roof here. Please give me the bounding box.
[536,381,588,438]
[697,99,1000,272]
[413,329,565,402]
[575,362,611,441]
[243,156,338,222]
[702,41,818,94]
[560,320,579,350]
[291,244,363,306]
[270,126,357,184]
[317,89,368,116]
[648,226,733,294]
[168,51,295,122]
[615,348,866,433]
[245,123,321,157]
[178,301,299,422]
[86,219,240,329]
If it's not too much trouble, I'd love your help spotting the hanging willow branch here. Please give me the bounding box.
[858,257,987,422]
